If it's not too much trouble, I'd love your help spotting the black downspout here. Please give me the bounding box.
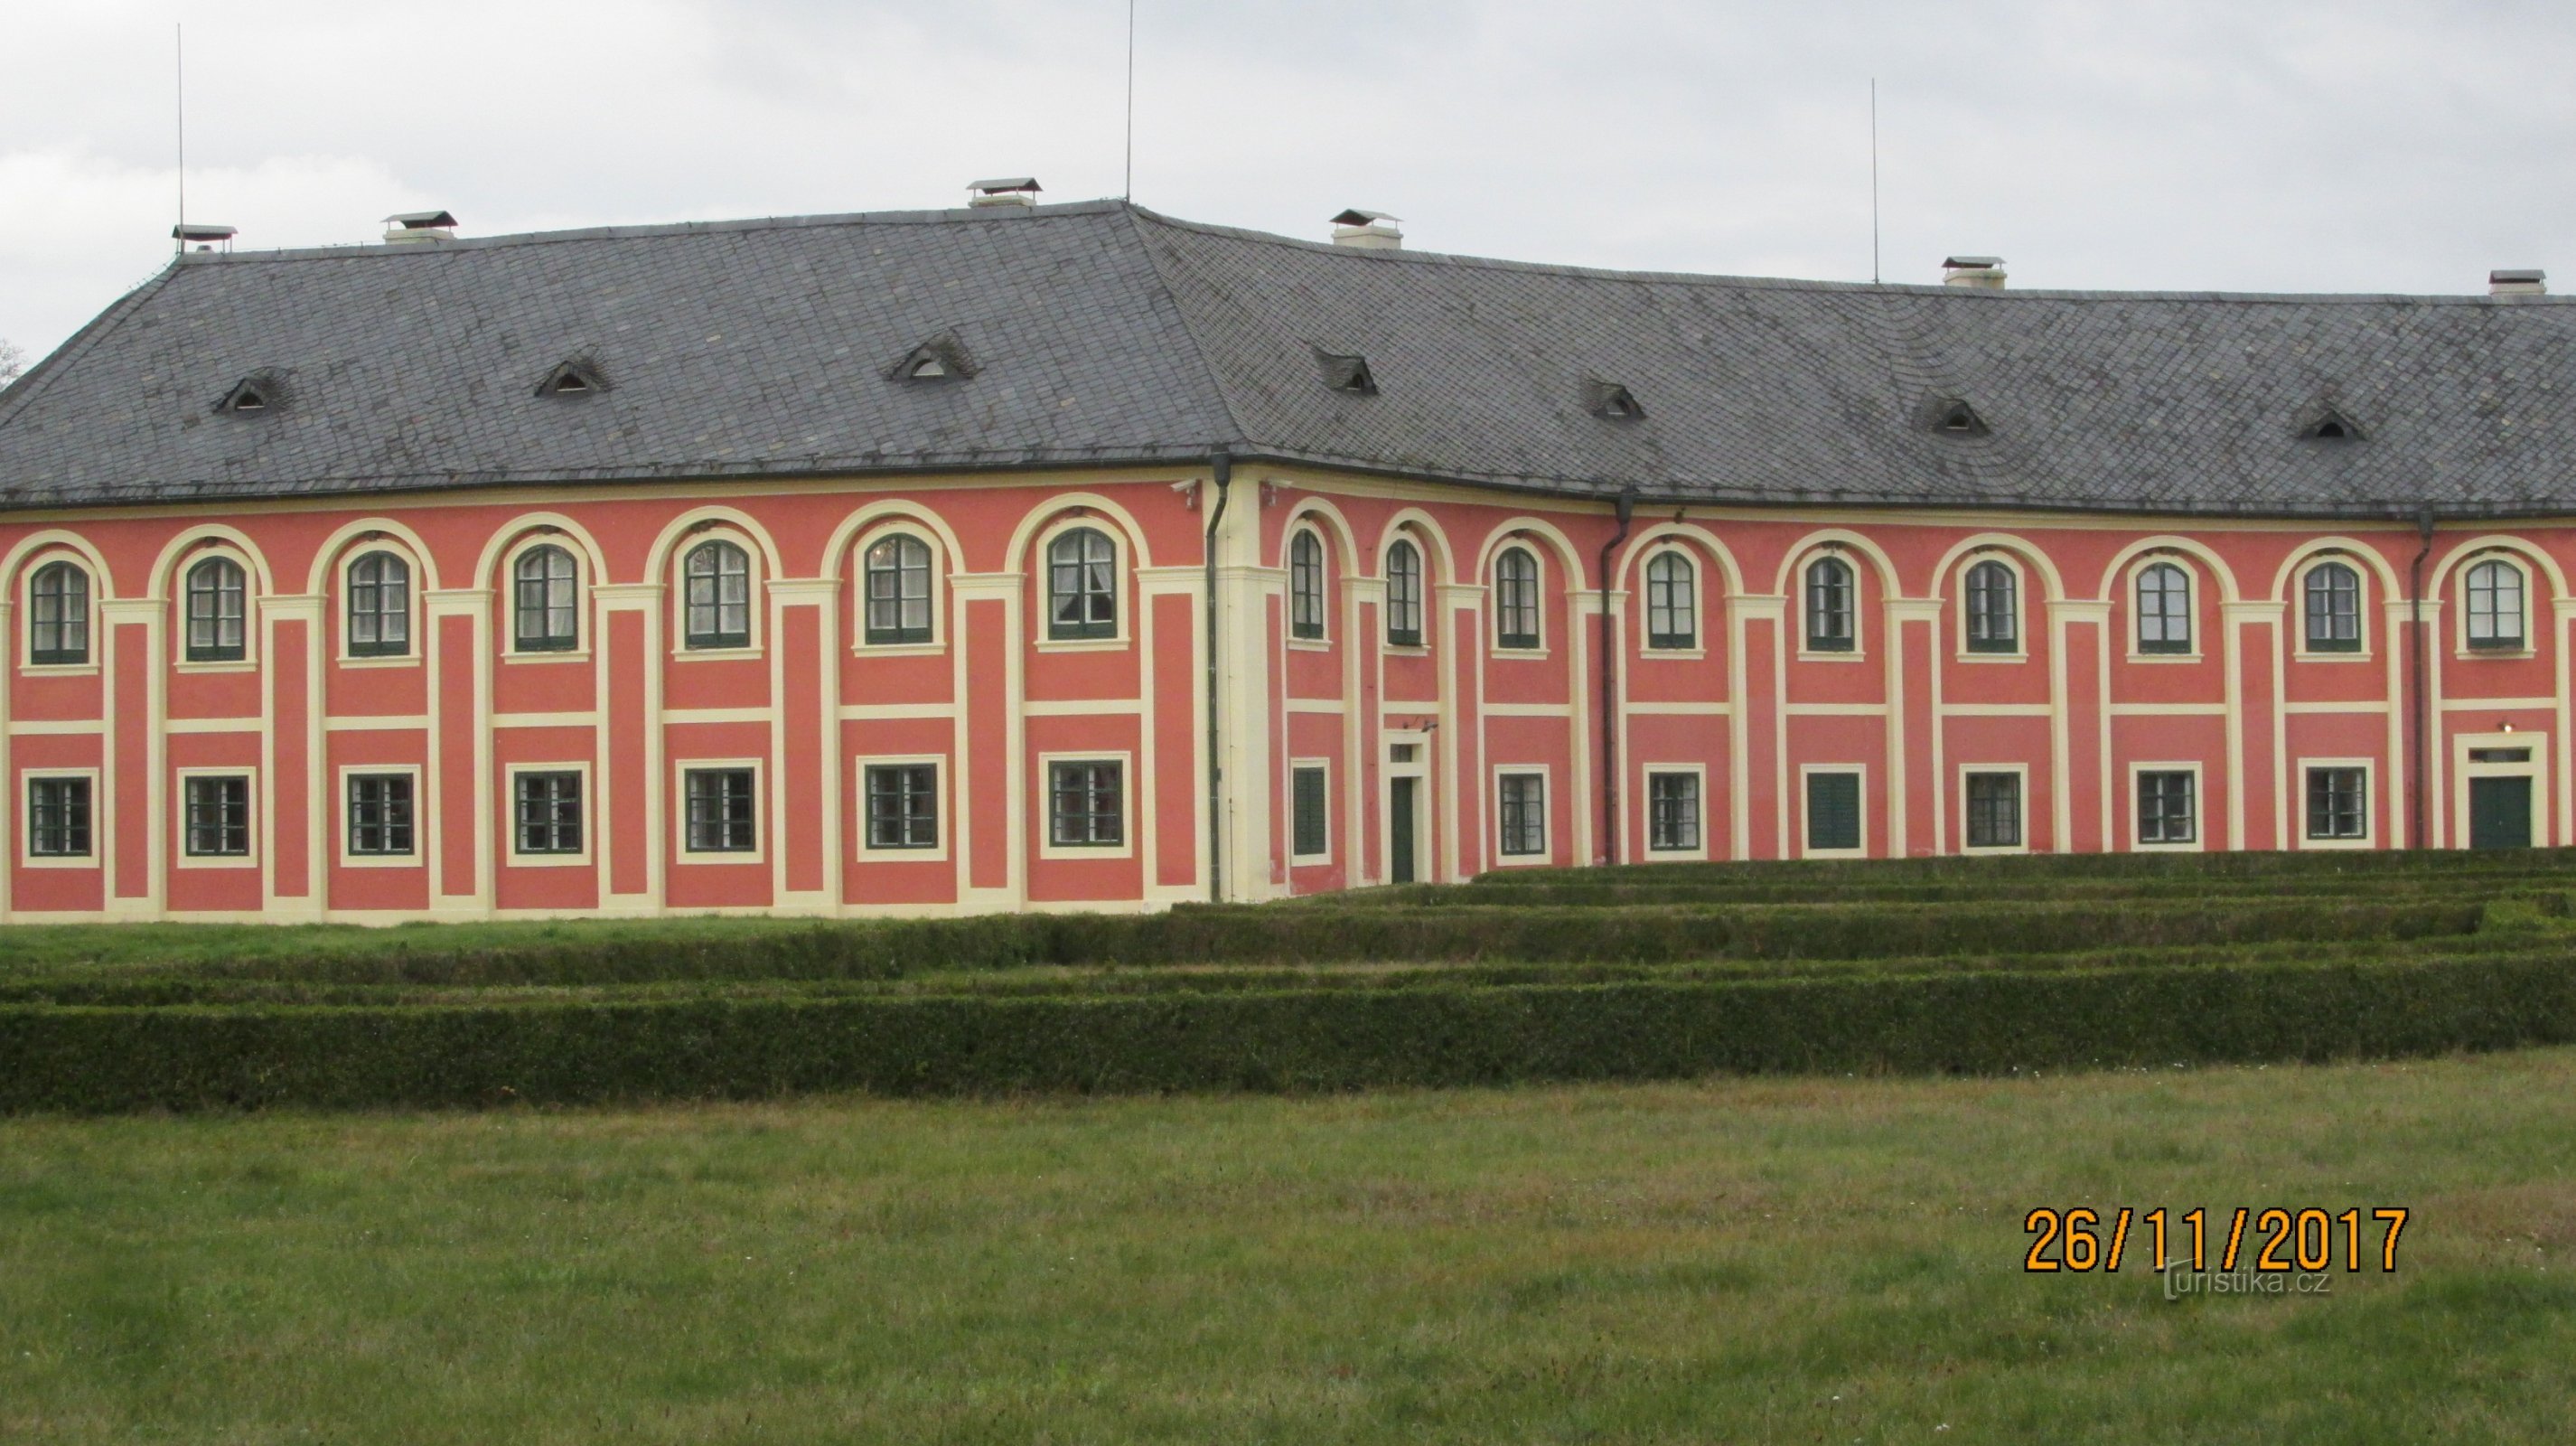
[2409,506,2435,851]
[1597,490,1636,868]
[1204,455,1234,902]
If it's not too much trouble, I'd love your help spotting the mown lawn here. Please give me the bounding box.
[5,1049,2573,1443]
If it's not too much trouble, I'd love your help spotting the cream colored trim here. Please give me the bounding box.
[838,701,960,721]
[160,717,258,735]
[2127,760,2206,852]
[1035,750,1137,861]
[1957,761,2032,855]
[2294,756,2376,850]
[502,760,595,869]
[1489,761,1551,868]
[2107,702,2228,717]
[174,765,260,870]
[1795,762,1869,859]
[1022,699,1141,717]
[1939,702,2052,717]
[16,767,102,870]
[673,756,769,866]
[335,764,426,870]
[1787,702,1887,717]
[493,711,601,728]
[664,707,775,726]
[2451,729,2549,849]
[5,718,105,736]
[1624,700,1730,716]
[1638,761,1710,860]
[1484,701,1572,718]
[1288,756,1333,863]
[855,754,951,863]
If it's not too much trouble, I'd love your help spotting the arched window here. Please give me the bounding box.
[863,533,933,645]
[1804,556,1855,653]
[183,557,248,662]
[346,551,411,658]
[27,560,89,666]
[2465,558,2526,651]
[2303,560,2361,653]
[1645,550,1696,650]
[1386,540,1424,647]
[1046,526,1118,641]
[512,544,580,653]
[1964,559,2018,654]
[1494,547,1541,650]
[1288,530,1326,641]
[682,539,753,650]
[2135,561,2192,654]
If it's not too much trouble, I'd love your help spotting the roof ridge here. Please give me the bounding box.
[1121,205,1256,459]
[0,262,183,435]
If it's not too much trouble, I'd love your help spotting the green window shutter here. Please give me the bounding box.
[1292,766,1329,858]
[1806,773,1860,851]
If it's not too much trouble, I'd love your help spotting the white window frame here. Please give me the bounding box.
[1797,764,1869,859]
[503,760,595,867]
[1288,756,1334,863]
[501,533,591,663]
[853,523,947,654]
[2294,559,2372,662]
[1641,763,1709,859]
[1798,553,1865,662]
[676,756,767,863]
[22,556,99,674]
[18,767,102,869]
[1491,764,1550,866]
[1287,527,1332,650]
[2128,760,2205,852]
[175,546,260,672]
[671,530,765,659]
[174,765,260,869]
[1037,750,1136,859]
[337,545,425,669]
[1641,548,1702,656]
[1382,536,1430,653]
[1034,517,1131,652]
[1954,552,2028,662]
[2128,559,2200,662]
[2296,756,2375,850]
[337,763,425,869]
[2456,553,2534,659]
[856,753,950,862]
[1958,763,2031,855]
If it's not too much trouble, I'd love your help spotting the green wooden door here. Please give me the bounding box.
[1390,777,1418,884]
[2469,776,2533,850]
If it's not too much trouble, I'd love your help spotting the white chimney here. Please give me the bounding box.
[383,211,458,244]
[969,177,1042,210]
[1331,209,1403,250]
[2491,268,2548,297]
[1942,255,2007,288]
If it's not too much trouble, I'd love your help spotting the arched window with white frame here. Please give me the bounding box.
[1386,539,1424,647]
[2465,557,2526,652]
[512,543,581,653]
[1289,529,1327,641]
[1963,558,2019,654]
[682,539,753,650]
[1804,555,1856,653]
[2135,561,2192,655]
[2302,560,2362,653]
[862,532,934,645]
[1494,546,1541,651]
[184,556,248,662]
[27,559,90,666]
[346,550,412,658]
[1644,549,1696,650]
[1046,526,1119,641]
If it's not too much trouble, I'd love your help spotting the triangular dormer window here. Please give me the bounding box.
[215,374,282,415]
[1589,381,1644,420]
[891,336,976,384]
[536,361,605,398]
[2300,408,2364,442]
[1927,398,1988,437]
[1317,351,1377,396]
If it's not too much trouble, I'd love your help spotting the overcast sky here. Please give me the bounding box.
[6,1,2574,366]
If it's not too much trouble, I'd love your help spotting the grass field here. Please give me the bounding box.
[5,1047,2574,1443]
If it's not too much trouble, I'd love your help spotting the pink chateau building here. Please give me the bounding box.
[1,195,2571,922]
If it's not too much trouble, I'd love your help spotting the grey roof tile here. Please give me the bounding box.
[5,199,2576,520]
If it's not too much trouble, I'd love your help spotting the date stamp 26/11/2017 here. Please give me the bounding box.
[2023,1207,2409,1291]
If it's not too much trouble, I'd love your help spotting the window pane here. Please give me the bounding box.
[1805,559,1854,652]
[1498,774,1546,856]
[1805,772,1861,851]
[1647,771,1700,851]
[1965,773,2021,848]
[1292,765,1329,857]
[865,764,939,849]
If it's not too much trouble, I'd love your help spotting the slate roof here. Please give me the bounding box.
[5,198,2575,521]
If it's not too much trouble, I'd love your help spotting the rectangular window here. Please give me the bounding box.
[2136,770,2196,845]
[26,777,91,858]
[1048,760,1125,848]
[183,775,250,857]
[1964,771,2022,850]
[1497,772,1547,857]
[345,773,416,856]
[2305,766,2367,840]
[513,770,585,856]
[1291,764,1329,859]
[864,764,940,850]
[683,768,758,853]
[1646,771,1700,852]
[1805,771,1861,852]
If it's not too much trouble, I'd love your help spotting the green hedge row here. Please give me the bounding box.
[1311,878,2576,909]
[11,897,2495,991]
[1481,848,2576,887]
[8,948,2575,1113]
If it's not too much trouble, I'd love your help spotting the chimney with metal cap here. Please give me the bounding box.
[1331,209,1403,250]
[384,211,458,244]
[2491,268,2548,297]
[172,222,237,254]
[1943,255,2007,288]
[969,177,1042,209]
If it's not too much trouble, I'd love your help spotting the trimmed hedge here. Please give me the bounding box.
[1481,847,2576,887]
[7,949,2576,1113]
